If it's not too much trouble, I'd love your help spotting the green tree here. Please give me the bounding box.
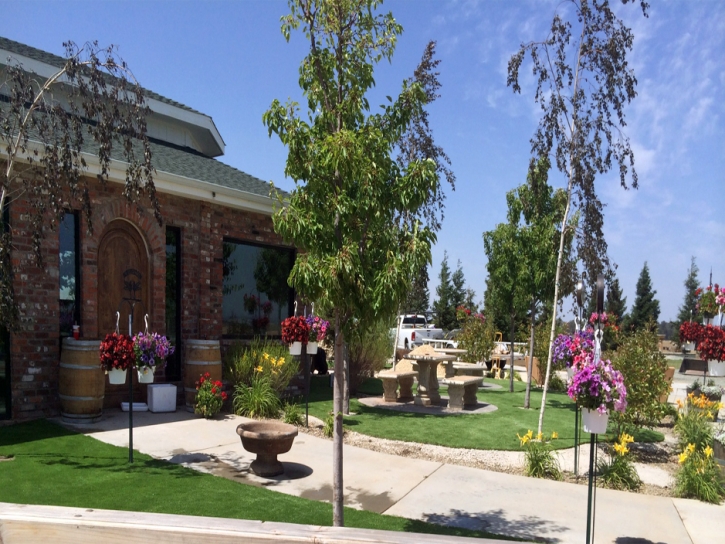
[263,0,442,526]
[0,41,159,330]
[627,262,660,331]
[404,263,429,315]
[675,257,700,340]
[451,260,467,312]
[606,275,628,324]
[507,0,649,434]
[433,252,456,330]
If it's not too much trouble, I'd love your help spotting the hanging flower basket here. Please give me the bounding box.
[289,341,303,355]
[99,332,134,374]
[138,366,155,383]
[108,367,127,385]
[281,316,309,354]
[582,408,609,434]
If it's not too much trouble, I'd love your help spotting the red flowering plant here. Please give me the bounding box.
[194,372,227,418]
[696,285,720,318]
[696,326,725,362]
[99,332,134,371]
[679,321,704,344]
[281,315,310,344]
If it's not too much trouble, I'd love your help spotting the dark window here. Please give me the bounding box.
[165,227,181,381]
[59,212,80,338]
[1,205,10,418]
[222,240,295,338]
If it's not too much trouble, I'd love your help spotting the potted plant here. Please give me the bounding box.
[194,372,227,418]
[99,332,135,384]
[305,314,329,353]
[552,330,594,379]
[679,321,703,352]
[696,325,725,376]
[568,357,627,434]
[132,331,175,383]
[696,284,721,323]
[281,316,309,355]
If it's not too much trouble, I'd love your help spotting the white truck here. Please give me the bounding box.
[391,314,445,351]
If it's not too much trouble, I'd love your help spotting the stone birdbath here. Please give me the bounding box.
[406,344,456,406]
[236,421,298,477]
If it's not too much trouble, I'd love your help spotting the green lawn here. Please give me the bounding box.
[304,376,662,450]
[0,419,514,540]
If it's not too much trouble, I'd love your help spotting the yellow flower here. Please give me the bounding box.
[263,352,269,360]
[551,431,559,439]
[686,443,696,455]
[704,446,714,458]
[676,399,684,409]
[536,431,543,441]
[255,366,264,373]
[678,452,689,464]
[621,433,634,444]
[517,430,534,446]
[613,442,629,456]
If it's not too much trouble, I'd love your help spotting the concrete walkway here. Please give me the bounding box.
[64,408,725,544]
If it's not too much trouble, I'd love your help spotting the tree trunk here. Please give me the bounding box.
[509,313,515,393]
[524,298,536,409]
[333,312,344,527]
[343,341,350,415]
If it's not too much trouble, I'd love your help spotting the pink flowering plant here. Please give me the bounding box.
[305,315,329,343]
[132,332,175,370]
[552,330,594,370]
[568,357,627,414]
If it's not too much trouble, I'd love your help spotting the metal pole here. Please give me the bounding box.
[574,407,580,476]
[586,433,596,544]
[128,311,133,463]
[303,343,309,427]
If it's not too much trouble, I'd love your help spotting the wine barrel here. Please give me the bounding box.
[184,339,222,409]
[59,338,104,423]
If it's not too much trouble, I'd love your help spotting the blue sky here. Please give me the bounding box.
[5,0,723,321]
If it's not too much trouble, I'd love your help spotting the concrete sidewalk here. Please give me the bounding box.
[68,409,724,544]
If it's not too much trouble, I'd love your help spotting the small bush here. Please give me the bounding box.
[224,339,298,396]
[281,401,304,426]
[597,434,641,491]
[675,444,725,504]
[233,375,280,419]
[675,397,716,451]
[456,312,495,364]
[548,372,567,393]
[518,430,562,480]
[323,412,334,438]
[194,373,227,419]
[347,320,393,394]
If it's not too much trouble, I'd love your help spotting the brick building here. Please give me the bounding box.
[0,37,295,422]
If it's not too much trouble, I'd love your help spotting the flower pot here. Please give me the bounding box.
[566,367,575,380]
[108,367,127,385]
[289,341,302,355]
[582,408,609,434]
[708,360,725,377]
[683,342,695,352]
[307,341,318,354]
[137,366,155,383]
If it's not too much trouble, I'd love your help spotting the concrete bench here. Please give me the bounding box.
[379,371,417,402]
[452,362,484,379]
[440,376,483,411]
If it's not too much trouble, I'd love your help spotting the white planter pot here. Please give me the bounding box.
[709,360,725,377]
[307,341,318,354]
[683,342,695,352]
[137,366,155,383]
[108,368,127,385]
[582,408,609,434]
[567,367,575,380]
[289,341,302,355]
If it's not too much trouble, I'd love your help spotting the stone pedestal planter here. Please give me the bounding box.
[236,421,298,477]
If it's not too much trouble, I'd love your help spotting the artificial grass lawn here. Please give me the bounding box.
[305,376,663,450]
[0,420,509,540]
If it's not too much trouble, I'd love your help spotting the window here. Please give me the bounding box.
[59,212,80,338]
[222,240,295,338]
[165,227,181,380]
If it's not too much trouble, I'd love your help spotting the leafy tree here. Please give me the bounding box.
[611,324,669,432]
[404,263,430,315]
[676,257,700,337]
[263,0,443,526]
[627,262,660,330]
[433,252,456,330]
[0,41,159,330]
[507,0,649,434]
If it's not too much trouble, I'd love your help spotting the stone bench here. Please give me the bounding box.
[440,376,483,411]
[452,362,485,379]
[379,371,417,402]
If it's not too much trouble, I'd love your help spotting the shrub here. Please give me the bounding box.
[194,372,227,419]
[232,375,280,419]
[281,401,304,426]
[610,325,670,431]
[518,430,562,480]
[597,433,641,491]
[323,412,334,438]
[456,311,495,364]
[675,443,725,504]
[548,372,568,393]
[675,397,715,451]
[347,319,393,394]
[224,339,298,396]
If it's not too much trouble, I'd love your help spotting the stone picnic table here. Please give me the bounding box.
[406,345,457,406]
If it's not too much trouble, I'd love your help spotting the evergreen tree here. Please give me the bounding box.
[404,263,430,315]
[433,252,456,330]
[677,257,699,325]
[451,260,467,311]
[606,275,627,324]
[627,262,661,330]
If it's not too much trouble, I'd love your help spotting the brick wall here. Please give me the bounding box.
[7,176,289,421]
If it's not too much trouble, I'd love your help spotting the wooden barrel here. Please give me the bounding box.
[59,338,104,423]
[184,339,222,408]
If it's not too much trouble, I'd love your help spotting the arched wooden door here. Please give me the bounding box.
[97,220,150,340]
